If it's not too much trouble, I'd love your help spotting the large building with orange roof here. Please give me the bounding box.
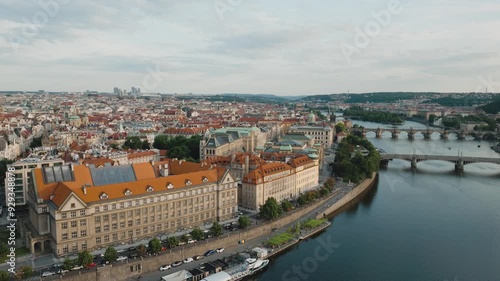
[24,161,237,257]
[240,155,318,210]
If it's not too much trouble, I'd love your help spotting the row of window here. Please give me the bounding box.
[94,187,220,213]
[61,241,87,254]
[61,210,86,219]
[61,230,87,240]
[61,219,86,229]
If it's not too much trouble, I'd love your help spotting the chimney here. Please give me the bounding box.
[82,186,87,195]
[164,164,169,177]
[244,155,249,176]
[50,195,54,200]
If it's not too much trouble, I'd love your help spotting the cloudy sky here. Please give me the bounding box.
[1,0,500,95]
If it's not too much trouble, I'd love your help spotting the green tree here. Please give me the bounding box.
[335,122,346,133]
[238,216,251,229]
[167,236,179,248]
[149,238,162,253]
[190,228,205,241]
[141,140,151,150]
[123,136,143,149]
[281,200,293,212]
[428,114,437,124]
[180,234,189,243]
[78,250,93,267]
[30,136,42,149]
[137,244,147,256]
[153,135,170,150]
[19,266,32,278]
[168,145,190,159]
[104,246,118,262]
[210,221,223,237]
[62,258,74,270]
[0,271,8,281]
[259,197,283,220]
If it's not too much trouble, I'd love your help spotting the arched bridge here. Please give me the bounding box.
[352,127,494,140]
[380,153,500,171]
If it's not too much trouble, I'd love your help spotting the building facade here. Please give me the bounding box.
[24,162,237,257]
[239,155,319,210]
[288,125,334,149]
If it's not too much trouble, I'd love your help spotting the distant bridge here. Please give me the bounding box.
[352,127,496,140]
[380,153,500,171]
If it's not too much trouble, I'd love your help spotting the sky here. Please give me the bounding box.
[1,0,500,95]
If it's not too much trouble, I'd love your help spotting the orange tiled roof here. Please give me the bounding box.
[289,155,313,168]
[127,150,157,160]
[81,158,115,167]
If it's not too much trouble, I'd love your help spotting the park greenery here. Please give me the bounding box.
[122,136,151,150]
[238,216,251,229]
[423,95,493,107]
[153,135,202,161]
[480,98,500,114]
[343,106,404,124]
[267,218,329,247]
[267,232,295,247]
[15,266,33,280]
[297,178,335,206]
[333,135,380,184]
[281,200,293,212]
[167,236,180,248]
[137,244,147,256]
[303,218,328,230]
[63,258,74,270]
[442,114,498,131]
[335,122,346,133]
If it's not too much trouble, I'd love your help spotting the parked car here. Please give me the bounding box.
[194,255,204,261]
[57,268,68,275]
[86,262,97,269]
[272,227,278,232]
[42,271,56,277]
[71,265,83,271]
[216,248,225,253]
[171,261,183,267]
[223,223,231,229]
[99,260,109,266]
[238,211,243,215]
[187,239,196,244]
[116,256,128,261]
[159,264,171,271]
[204,250,216,256]
[183,257,193,264]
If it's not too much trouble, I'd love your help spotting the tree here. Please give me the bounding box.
[335,122,346,133]
[180,234,189,243]
[123,136,143,149]
[30,136,42,149]
[238,216,251,229]
[281,200,293,212]
[141,140,151,150]
[136,244,147,256]
[62,258,74,270]
[167,236,179,248]
[104,246,118,262]
[210,221,223,237]
[153,135,170,150]
[78,250,93,267]
[190,228,205,241]
[0,271,8,281]
[149,238,162,254]
[168,145,190,159]
[428,114,437,124]
[259,197,283,220]
[18,266,32,279]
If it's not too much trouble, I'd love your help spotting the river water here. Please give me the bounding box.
[252,120,500,281]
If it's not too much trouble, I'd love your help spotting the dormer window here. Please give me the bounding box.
[166,183,174,189]
[146,185,154,192]
[185,180,192,186]
[124,189,132,196]
[99,192,109,200]
[202,177,208,183]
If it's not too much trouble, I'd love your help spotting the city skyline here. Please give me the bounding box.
[1,0,500,95]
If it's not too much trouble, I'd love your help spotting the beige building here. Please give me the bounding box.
[199,127,266,159]
[239,155,319,210]
[288,125,334,149]
[24,162,237,257]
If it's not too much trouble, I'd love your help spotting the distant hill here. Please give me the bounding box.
[297,92,438,103]
[479,97,500,114]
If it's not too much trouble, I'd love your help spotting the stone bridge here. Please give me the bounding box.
[352,127,491,140]
[380,153,500,171]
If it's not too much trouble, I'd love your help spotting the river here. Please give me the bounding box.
[251,120,500,281]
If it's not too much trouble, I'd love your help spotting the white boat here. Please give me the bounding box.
[201,259,270,281]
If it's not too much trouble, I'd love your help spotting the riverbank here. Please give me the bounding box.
[316,172,378,219]
[44,173,378,281]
